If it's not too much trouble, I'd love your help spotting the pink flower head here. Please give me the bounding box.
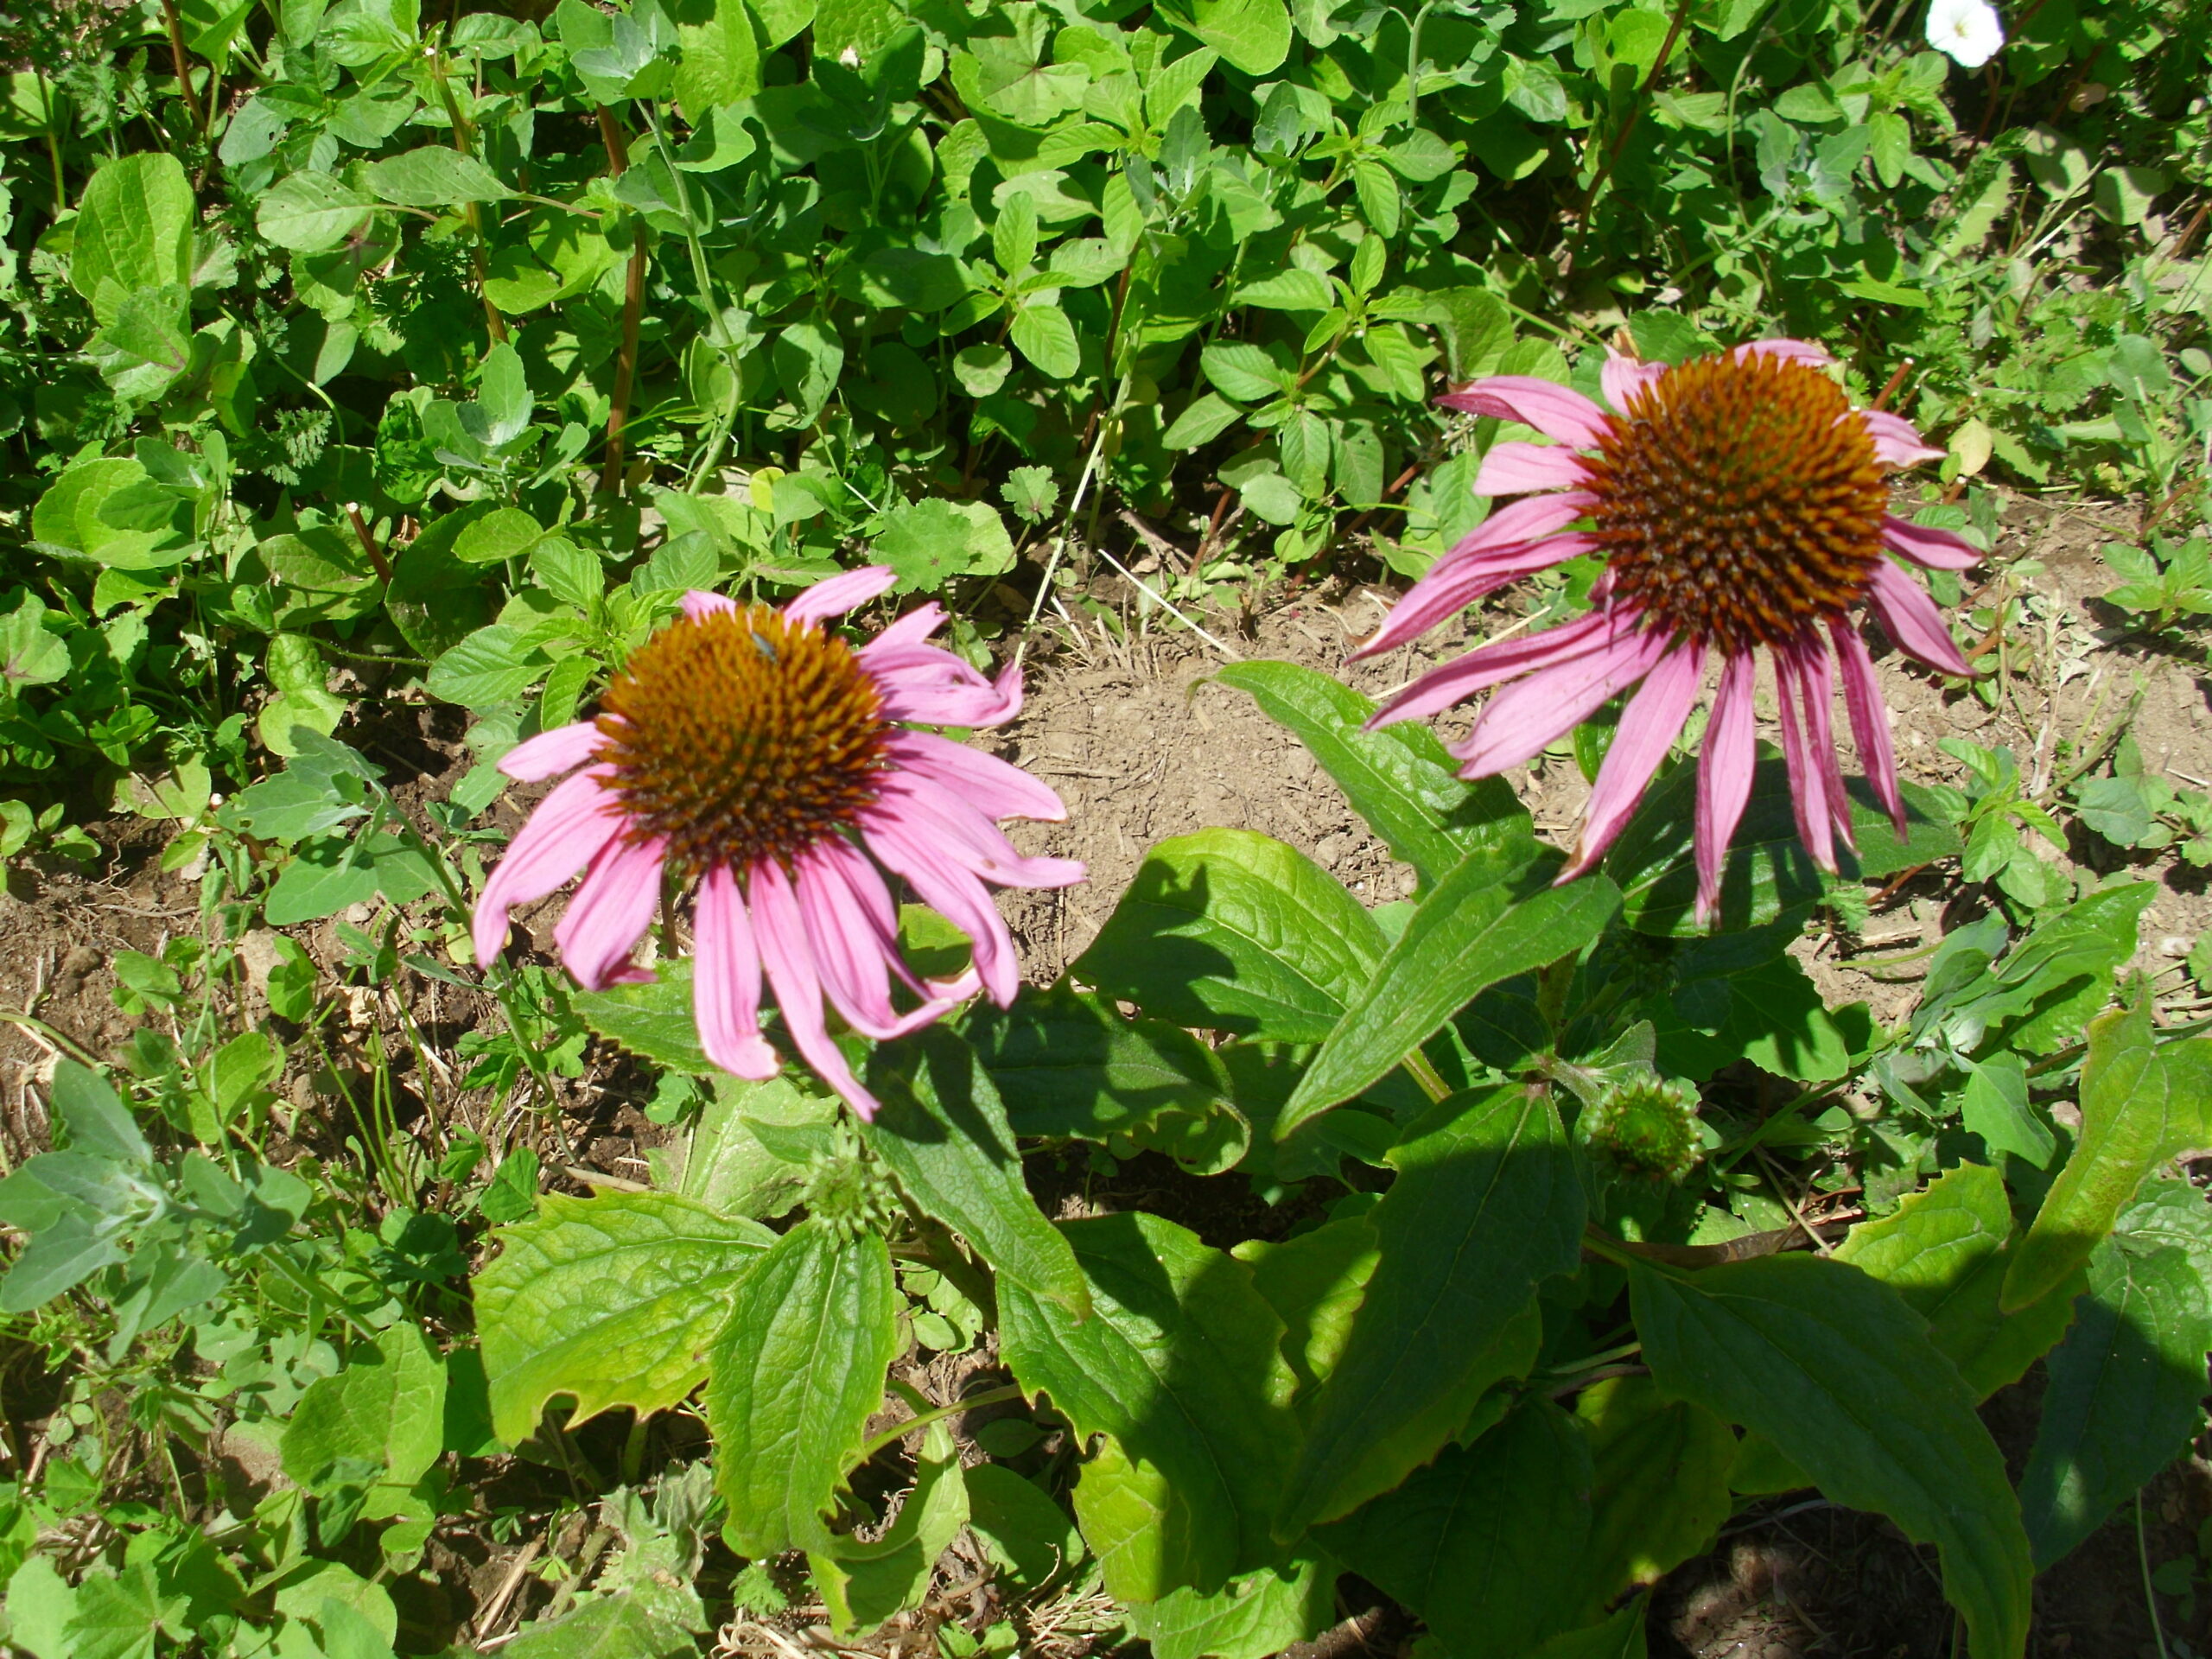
[1358,340,1975,924]
[473,565,1083,1117]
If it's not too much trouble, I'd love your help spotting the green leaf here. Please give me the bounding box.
[1122,1552,1338,1659]
[1073,830,1386,1043]
[1156,0,1291,74]
[1605,753,1958,937]
[280,1323,447,1491]
[966,1462,1084,1590]
[1571,1376,1732,1613]
[31,457,183,570]
[675,1071,834,1220]
[873,497,1015,593]
[1011,299,1081,379]
[53,1060,150,1166]
[998,1211,1298,1600]
[1624,1251,2031,1659]
[363,146,513,207]
[1651,949,1869,1085]
[427,625,550,710]
[568,960,720,1074]
[810,1424,969,1636]
[861,1028,1090,1317]
[964,983,1233,1143]
[2004,998,2200,1313]
[1235,268,1334,311]
[1276,851,1618,1140]
[706,1219,900,1558]
[1834,1163,2079,1398]
[70,153,196,322]
[1278,1084,1580,1530]
[1233,1214,1379,1395]
[476,1190,774,1444]
[1317,1402,1593,1659]
[1217,660,1527,887]
[500,1590,702,1659]
[257,171,378,252]
[2019,1224,2212,1567]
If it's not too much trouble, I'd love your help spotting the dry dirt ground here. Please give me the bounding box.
[0,485,2208,1654]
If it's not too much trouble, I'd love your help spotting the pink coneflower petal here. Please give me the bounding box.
[1860,411,1945,467]
[1436,377,1614,448]
[474,768,625,965]
[867,648,1026,727]
[867,601,948,652]
[794,842,970,1040]
[861,811,1025,1005]
[1773,652,1837,875]
[683,589,738,622]
[872,772,1085,890]
[1369,608,1624,729]
[555,835,668,989]
[694,865,779,1079]
[1832,620,1905,837]
[500,721,607,781]
[1794,635,1855,852]
[1474,441,1594,497]
[1882,515,1981,570]
[1452,626,1675,778]
[1601,354,1668,414]
[1735,338,1834,368]
[1869,560,1974,674]
[1694,653,1758,925]
[1560,638,1704,880]
[785,564,898,625]
[1353,535,1606,665]
[888,731,1068,823]
[750,860,879,1118]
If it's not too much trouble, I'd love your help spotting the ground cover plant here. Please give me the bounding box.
[0,0,2209,1654]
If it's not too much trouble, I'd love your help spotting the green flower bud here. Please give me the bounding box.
[1578,1072,1702,1183]
[800,1124,901,1238]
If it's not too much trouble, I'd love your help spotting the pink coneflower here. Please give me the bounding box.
[1354,340,1976,922]
[473,566,1082,1117]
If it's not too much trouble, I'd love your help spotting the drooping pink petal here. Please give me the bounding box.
[870,772,1085,889]
[1367,608,1622,728]
[499,721,607,782]
[1351,534,1605,663]
[1859,410,1944,467]
[794,842,969,1040]
[1473,441,1593,497]
[1735,338,1834,368]
[887,730,1068,823]
[865,645,1026,727]
[1793,634,1856,853]
[868,601,948,652]
[683,589,738,622]
[1868,560,1974,675]
[693,864,779,1079]
[553,834,668,990]
[1560,638,1704,880]
[1430,491,1598,568]
[1832,620,1906,837]
[1882,515,1981,570]
[473,768,625,965]
[860,810,1026,1007]
[1435,377,1614,448]
[1452,624,1674,778]
[1773,651,1837,875]
[750,860,879,1118]
[1694,652,1758,925]
[1600,354,1667,415]
[784,564,898,626]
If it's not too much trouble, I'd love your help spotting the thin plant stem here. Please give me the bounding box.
[1014,426,1109,670]
[1402,1049,1452,1104]
[858,1382,1025,1461]
[158,0,211,141]
[597,105,648,497]
[2138,1492,2171,1659]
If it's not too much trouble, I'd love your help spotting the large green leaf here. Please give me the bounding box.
[257,170,380,253]
[2018,1192,2212,1567]
[1275,850,1618,1140]
[1277,1085,1581,1531]
[1834,1163,2079,1398]
[1122,1552,1338,1659]
[963,983,1232,1142]
[1605,753,1958,937]
[1316,1402,1593,1659]
[998,1211,1298,1601]
[1155,0,1291,73]
[1625,1252,2031,1659]
[1571,1376,1732,1615]
[279,1323,448,1491]
[1216,660,1527,887]
[810,1424,969,1636]
[1073,829,1385,1043]
[1233,1214,1379,1394]
[861,1028,1090,1318]
[475,1191,773,1444]
[705,1219,900,1559]
[70,153,196,321]
[2004,997,2200,1312]
[571,961,715,1075]
[362,146,513,207]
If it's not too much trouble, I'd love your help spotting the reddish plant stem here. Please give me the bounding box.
[1566,0,1696,265]
[1872,358,1914,412]
[158,0,210,141]
[345,504,394,584]
[597,105,648,499]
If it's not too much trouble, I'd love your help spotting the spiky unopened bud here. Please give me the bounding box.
[1578,1072,1702,1183]
[801,1125,901,1238]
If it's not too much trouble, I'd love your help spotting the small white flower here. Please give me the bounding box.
[1926,0,2005,68]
